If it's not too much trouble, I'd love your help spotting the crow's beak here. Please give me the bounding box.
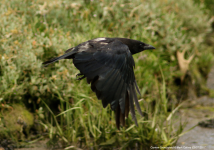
[144,44,155,50]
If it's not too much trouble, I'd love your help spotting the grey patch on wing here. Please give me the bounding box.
[99,42,108,45]
[93,38,106,42]
[78,42,90,52]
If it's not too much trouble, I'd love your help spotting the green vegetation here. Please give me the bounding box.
[0,0,213,149]
[0,104,34,142]
[194,0,214,15]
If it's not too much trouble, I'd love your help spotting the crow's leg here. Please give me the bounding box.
[76,73,86,80]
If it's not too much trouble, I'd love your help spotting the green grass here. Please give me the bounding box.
[0,0,213,149]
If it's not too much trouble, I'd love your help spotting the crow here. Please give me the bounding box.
[42,37,155,129]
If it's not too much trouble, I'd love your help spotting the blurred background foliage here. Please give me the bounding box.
[0,0,214,149]
[194,0,214,15]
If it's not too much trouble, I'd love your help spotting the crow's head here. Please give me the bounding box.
[117,38,155,55]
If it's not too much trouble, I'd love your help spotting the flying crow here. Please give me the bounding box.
[43,37,155,129]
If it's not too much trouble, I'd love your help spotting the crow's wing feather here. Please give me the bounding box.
[73,40,143,128]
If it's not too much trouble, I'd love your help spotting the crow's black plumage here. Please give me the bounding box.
[42,37,155,129]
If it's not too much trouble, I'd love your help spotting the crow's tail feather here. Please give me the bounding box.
[115,92,130,129]
[42,50,76,67]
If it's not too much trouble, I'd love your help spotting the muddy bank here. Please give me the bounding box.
[176,65,214,149]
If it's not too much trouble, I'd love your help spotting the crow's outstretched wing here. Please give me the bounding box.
[73,39,143,129]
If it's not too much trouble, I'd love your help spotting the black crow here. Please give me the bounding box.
[43,37,155,129]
